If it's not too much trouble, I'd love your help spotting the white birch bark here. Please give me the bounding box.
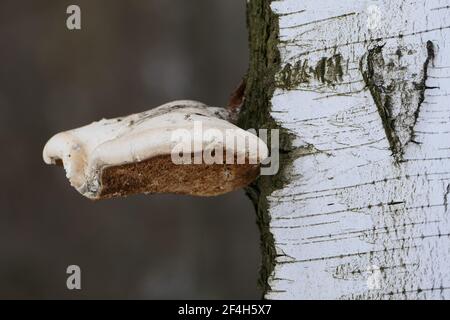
[246,0,450,299]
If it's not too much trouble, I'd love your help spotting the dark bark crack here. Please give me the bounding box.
[444,184,450,212]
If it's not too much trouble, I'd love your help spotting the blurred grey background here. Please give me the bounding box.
[0,0,261,299]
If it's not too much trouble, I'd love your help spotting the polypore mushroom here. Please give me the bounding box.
[43,100,268,199]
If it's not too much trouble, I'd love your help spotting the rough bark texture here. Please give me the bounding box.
[242,0,450,299]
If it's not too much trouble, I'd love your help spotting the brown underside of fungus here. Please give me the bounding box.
[43,100,268,200]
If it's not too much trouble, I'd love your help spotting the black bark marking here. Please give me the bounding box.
[361,44,401,160]
[278,54,344,89]
[361,41,437,161]
[412,41,437,144]
[444,184,450,212]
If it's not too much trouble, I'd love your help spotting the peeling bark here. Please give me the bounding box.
[243,0,450,299]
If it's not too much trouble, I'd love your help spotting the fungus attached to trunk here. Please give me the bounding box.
[43,100,268,200]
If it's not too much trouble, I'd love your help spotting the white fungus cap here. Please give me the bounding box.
[43,100,269,199]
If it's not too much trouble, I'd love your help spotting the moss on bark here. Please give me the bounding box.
[239,0,295,297]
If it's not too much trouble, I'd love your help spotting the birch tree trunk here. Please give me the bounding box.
[241,0,450,299]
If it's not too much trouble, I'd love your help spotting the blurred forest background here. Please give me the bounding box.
[0,0,261,299]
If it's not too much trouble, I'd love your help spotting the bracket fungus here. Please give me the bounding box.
[43,100,268,199]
